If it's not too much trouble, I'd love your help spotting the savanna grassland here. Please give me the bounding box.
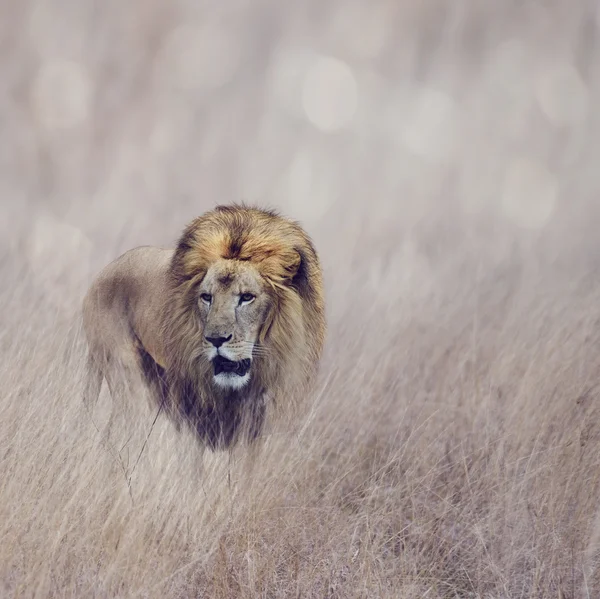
[2,1,600,597]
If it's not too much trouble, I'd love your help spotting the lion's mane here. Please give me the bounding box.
[157,205,326,449]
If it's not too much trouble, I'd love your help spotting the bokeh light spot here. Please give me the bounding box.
[302,56,357,132]
[32,61,92,130]
[401,87,458,163]
[535,64,588,126]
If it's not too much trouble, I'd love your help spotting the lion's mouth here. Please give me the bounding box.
[212,356,251,377]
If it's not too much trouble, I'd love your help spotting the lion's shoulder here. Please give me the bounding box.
[83,246,175,363]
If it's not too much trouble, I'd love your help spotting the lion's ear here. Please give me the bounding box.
[283,250,302,280]
[264,248,308,294]
[287,248,309,295]
[171,228,199,283]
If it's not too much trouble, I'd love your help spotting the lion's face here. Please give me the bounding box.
[197,260,270,389]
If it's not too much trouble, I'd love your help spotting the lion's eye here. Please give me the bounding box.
[200,293,212,304]
[239,293,255,305]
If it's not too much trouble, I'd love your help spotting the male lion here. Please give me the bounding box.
[82,205,326,451]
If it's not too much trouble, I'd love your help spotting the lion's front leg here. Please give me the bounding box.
[100,346,147,464]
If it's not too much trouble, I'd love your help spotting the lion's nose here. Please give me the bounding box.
[205,334,232,348]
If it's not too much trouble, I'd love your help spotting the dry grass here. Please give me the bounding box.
[3,1,600,597]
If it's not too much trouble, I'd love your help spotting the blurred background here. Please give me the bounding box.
[2,0,599,300]
[3,1,600,597]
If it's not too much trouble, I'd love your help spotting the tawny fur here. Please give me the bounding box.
[82,205,326,450]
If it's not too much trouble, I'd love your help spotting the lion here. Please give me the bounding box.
[81,205,326,451]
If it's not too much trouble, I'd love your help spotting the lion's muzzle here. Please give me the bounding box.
[213,356,251,377]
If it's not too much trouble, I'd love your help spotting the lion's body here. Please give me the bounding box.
[82,206,325,451]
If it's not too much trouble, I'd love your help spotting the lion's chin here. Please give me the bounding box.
[213,371,251,390]
[211,356,252,390]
